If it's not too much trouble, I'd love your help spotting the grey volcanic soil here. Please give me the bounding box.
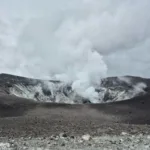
[0,73,150,149]
[0,94,150,138]
[1,133,150,150]
[0,95,149,149]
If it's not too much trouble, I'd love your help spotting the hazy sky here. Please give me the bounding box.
[0,0,150,79]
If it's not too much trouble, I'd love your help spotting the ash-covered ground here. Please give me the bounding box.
[0,74,150,149]
[1,132,150,150]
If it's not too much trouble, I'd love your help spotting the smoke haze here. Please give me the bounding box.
[0,0,150,100]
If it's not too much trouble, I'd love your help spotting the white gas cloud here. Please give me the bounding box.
[0,0,150,100]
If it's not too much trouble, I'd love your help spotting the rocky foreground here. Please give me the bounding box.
[1,132,150,150]
[0,94,150,149]
[0,74,150,149]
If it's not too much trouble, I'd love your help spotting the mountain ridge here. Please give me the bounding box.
[0,73,149,103]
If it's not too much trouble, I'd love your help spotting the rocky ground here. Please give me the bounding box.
[0,95,150,150]
[1,132,150,150]
[0,119,150,150]
[0,74,150,149]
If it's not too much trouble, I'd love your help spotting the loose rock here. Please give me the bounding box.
[82,134,91,141]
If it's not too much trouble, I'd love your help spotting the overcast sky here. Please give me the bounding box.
[0,0,150,79]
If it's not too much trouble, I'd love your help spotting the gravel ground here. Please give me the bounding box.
[0,95,150,149]
[0,133,150,150]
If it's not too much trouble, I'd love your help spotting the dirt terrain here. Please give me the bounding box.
[0,74,150,149]
[0,95,150,149]
[0,94,150,138]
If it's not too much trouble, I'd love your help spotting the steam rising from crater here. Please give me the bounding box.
[0,0,150,100]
